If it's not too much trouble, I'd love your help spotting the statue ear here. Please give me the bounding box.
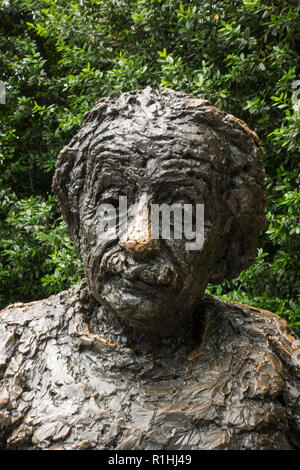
[52,146,84,254]
[208,143,266,284]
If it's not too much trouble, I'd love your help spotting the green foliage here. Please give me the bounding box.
[0,188,83,308]
[0,0,299,331]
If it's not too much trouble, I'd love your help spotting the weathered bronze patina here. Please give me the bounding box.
[0,88,299,450]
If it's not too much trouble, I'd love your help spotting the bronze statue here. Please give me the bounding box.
[0,88,299,450]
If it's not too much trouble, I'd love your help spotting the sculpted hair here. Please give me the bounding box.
[52,87,266,283]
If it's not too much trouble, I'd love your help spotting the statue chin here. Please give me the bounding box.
[94,274,194,336]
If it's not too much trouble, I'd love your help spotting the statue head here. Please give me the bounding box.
[52,87,266,337]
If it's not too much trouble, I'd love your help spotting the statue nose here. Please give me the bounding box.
[119,193,159,258]
[119,236,159,257]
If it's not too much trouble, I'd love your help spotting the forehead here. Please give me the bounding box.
[86,119,222,194]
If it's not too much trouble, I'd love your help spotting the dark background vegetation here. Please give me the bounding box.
[0,0,299,333]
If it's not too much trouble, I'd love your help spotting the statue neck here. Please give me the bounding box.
[74,279,202,354]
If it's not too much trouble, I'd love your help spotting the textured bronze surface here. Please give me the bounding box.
[0,88,299,450]
[0,283,300,450]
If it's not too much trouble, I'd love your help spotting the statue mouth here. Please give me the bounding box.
[100,248,179,289]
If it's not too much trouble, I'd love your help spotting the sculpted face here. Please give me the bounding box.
[78,126,222,336]
[53,88,266,338]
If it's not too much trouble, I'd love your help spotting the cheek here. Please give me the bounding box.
[80,215,115,258]
[79,238,103,287]
[163,239,202,273]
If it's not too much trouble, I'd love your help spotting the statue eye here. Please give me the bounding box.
[100,190,120,206]
[171,197,194,206]
[101,196,119,205]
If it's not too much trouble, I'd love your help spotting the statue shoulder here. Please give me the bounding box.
[0,286,81,374]
[200,294,300,373]
[0,285,84,448]
[199,294,300,448]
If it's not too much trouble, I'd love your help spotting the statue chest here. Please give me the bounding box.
[4,342,292,450]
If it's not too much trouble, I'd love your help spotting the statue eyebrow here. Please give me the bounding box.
[148,179,202,199]
[93,166,205,201]
[148,174,198,188]
[93,174,126,195]
[100,186,121,195]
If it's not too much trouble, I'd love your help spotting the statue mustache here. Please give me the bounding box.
[99,246,179,288]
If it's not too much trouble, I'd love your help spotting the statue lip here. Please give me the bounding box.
[115,273,170,292]
[119,267,174,289]
[105,264,177,289]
